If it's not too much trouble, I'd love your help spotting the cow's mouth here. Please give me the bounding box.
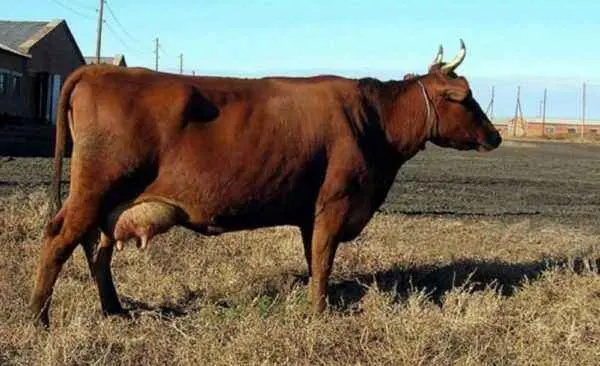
[476,133,502,152]
[477,140,501,152]
[477,143,496,152]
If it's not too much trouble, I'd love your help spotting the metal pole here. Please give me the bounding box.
[95,0,105,63]
[490,86,495,120]
[179,53,183,74]
[582,82,586,138]
[485,86,495,120]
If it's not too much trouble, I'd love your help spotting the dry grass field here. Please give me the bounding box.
[1,141,600,365]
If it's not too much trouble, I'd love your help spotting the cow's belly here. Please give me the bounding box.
[135,161,322,234]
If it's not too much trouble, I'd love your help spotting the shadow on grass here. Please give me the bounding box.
[325,255,600,311]
[120,287,206,319]
[114,255,599,317]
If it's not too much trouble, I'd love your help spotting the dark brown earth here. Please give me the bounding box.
[1,140,599,233]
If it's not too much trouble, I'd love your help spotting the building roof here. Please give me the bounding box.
[0,42,30,58]
[0,19,85,66]
[0,20,49,52]
[84,54,127,67]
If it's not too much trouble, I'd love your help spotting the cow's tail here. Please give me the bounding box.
[49,68,84,218]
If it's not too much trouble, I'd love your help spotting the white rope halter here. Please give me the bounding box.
[417,80,438,139]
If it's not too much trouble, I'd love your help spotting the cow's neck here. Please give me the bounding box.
[359,77,432,160]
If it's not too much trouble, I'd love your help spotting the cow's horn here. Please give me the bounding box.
[432,44,444,65]
[441,39,466,73]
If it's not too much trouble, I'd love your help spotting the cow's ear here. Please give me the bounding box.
[442,77,469,102]
[444,86,468,102]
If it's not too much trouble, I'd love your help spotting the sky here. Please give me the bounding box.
[4,0,600,120]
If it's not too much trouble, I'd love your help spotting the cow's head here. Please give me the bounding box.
[416,40,501,152]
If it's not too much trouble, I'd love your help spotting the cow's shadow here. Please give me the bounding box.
[118,255,599,318]
[119,287,205,319]
[325,255,600,311]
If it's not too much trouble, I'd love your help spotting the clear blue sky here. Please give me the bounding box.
[5,0,600,119]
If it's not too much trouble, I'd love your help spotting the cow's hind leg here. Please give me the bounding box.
[81,231,124,316]
[29,196,103,327]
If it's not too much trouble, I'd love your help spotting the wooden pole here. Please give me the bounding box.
[542,88,547,136]
[95,0,105,63]
[154,38,159,71]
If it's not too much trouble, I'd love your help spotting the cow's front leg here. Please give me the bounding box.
[309,200,348,313]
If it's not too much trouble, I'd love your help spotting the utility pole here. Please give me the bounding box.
[582,82,586,138]
[542,88,547,136]
[95,0,105,63]
[179,53,183,74]
[154,38,159,71]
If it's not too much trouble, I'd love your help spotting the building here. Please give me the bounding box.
[84,54,127,67]
[0,19,84,124]
[494,118,600,138]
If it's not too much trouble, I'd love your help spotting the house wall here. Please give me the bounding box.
[499,120,600,138]
[23,21,84,122]
[0,49,28,118]
[527,123,599,137]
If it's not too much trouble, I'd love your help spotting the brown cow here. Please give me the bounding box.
[30,40,501,327]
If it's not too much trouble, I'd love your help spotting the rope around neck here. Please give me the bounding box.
[417,80,438,139]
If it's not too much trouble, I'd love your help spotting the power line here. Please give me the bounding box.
[49,0,96,20]
[104,22,147,56]
[104,0,140,44]
[104,21,141,53]
[69,0,97,12]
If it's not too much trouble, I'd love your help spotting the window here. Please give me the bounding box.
[544,127,555,135]
[12,75,21,96]
[0,72,7,95]
[590,129,598,135]
[0,70,22,96]
[567,128,577,135]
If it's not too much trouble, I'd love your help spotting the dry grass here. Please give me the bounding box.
[1,188,600,365]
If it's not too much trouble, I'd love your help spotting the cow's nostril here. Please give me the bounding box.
[488,132,502,148]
